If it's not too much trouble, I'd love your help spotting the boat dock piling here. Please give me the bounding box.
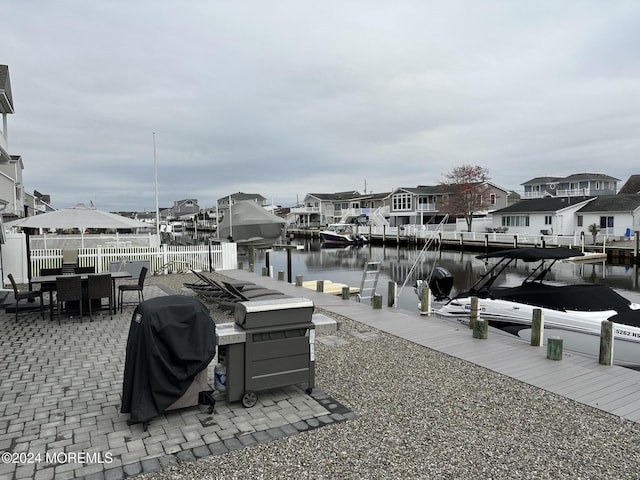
[228,268,640,424]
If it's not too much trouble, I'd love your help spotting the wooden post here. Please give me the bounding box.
[237,261,243,270]
[372,293,382,309]
[295,275,303,287]
[472,318,488,339]
[387,281,396,307]
[420,286,431,315]
[341,286,350,300]
[248,263,254,273]
[286,247,293,283]
[277,271,285,281]
[265,250,270,271]
[317,280,324,292]
[261,267,268,276]
[599,320,614,366]
[531,308,544,347]
[547,337,563,360]
[248,246,255,270]
[513,235,518,249]
[469,296,479,329]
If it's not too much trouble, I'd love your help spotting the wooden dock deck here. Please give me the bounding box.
[228,269,640,424]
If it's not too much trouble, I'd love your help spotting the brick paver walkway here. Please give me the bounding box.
[0,286,353,480]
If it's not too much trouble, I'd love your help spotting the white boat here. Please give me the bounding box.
[217,200,285,249]
[319,224,367,246]
[416,247,640,368]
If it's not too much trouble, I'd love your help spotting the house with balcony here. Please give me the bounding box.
[291,191,390,227]
[521,173,619,199]
[387,182,516,228]
[0,65,13,165]
[0,154,26,220]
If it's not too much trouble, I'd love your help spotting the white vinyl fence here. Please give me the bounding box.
[1,233,237,285]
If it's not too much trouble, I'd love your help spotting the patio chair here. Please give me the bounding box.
[119,266,148,312]
[87,274,114,320]
[74,266,96,274]
[39,267,63,310]
[55,275,83,324]
[7,274,44,322]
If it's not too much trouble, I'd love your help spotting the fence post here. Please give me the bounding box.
[599,320,614,366]
[531,308,543,346]
[316,280,324,292]
[295,275,303,287]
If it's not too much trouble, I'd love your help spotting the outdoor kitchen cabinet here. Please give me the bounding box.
[216,297,316,407]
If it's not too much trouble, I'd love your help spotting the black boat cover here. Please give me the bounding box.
[476,247,583,262]
[121,295,216,423]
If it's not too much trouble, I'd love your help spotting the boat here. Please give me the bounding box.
[319,224,367,246]
[217,200,285,249]
[416,247,640,368]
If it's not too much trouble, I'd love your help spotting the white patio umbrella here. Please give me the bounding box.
[5,204,152,230]
[5,204,153,286]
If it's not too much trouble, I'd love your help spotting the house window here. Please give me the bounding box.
[595,181,601,190]
[577,216,583,227]
[392,193,412,211]
[501,215,530,227]
[544,215,552,225]
[600,216,614,233]
[490,194,496,206]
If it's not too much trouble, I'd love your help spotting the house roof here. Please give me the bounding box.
[520,172,620,185]
[520,176,562,186]
[0,65,14,113]
[618,175,640,194]
[307,191,361,201]
[576,194,640,213]
[494,196,596,214]
[562,172,620,182]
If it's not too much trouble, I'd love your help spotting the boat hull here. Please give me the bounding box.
[435,297,640,368]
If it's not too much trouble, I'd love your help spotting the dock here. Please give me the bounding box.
[302,280,359,296]
[228,269,640,424]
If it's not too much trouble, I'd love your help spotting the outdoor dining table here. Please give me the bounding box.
[31,271,133,320]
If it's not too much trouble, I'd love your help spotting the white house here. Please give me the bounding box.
[492,197,596,236]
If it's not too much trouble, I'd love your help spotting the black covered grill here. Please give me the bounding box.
[121,295,216,427]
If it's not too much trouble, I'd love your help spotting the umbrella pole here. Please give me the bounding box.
[26,229,33,292]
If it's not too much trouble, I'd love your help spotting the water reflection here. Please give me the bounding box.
[243,240,640,311]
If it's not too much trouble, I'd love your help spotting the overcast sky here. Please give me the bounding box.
[3,1,640,212]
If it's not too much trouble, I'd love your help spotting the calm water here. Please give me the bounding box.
[237,240,640,312]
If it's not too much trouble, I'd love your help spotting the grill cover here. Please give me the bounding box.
[121,295,216,423]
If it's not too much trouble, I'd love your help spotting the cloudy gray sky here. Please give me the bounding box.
[4,1,640,212]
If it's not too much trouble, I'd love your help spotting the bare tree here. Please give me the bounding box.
[440,164,493,232]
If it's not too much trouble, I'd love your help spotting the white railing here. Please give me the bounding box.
[28,243,238,277]
[355,224,635,249]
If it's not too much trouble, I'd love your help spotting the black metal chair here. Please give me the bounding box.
[55,275,83,324]
[7,274,44,322]
[119,267,148,312]
[87,274,113,320]
[74,266,96,274]
[39,267,63,312]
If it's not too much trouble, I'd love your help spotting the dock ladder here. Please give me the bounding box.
[356,261,381,303]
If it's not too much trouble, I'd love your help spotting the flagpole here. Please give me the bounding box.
[153,132,160,239]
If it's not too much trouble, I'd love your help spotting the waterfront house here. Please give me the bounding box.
[575,194,640,238]
[169,199,200,218]
[521,172,619,199]
[491,196,595,236]
[387,182,516,228]
[291,191,390,227]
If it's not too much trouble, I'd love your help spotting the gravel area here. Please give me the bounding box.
[140,272,640,479]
